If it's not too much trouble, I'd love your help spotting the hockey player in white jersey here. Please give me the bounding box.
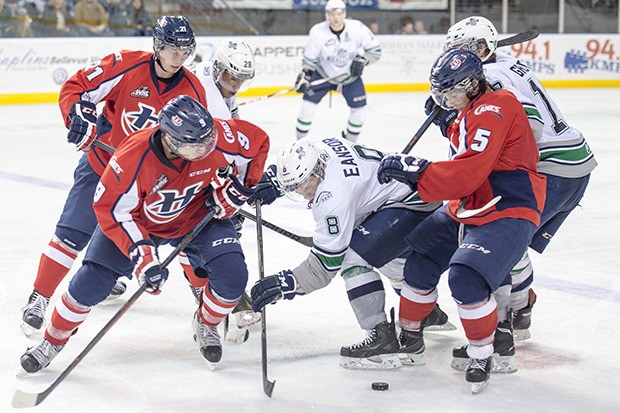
[439,15,597,370]
[189,39,261,337]
[250,137,453,370]
[294,0,381,142]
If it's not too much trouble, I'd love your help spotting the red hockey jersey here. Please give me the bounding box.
[59,50,207,176]
[417,89,546,226]
[93,118,269,257]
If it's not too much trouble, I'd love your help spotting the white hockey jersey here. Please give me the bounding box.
[485,51,597,178]
[291,137,439,294]
[302,19,381,85]
[193,61,239,119]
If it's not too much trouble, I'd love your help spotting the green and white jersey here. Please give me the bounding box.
[292,137,439,294]
[485,50,597,178]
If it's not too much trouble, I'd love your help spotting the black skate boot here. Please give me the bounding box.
[513,288,537,341]
[192,311,222,369]
[340,317,401,370]
[21,290,50,335]
[104,280,127,301]
[421,303,456,331]
[451,315,517,374]
[232,291,261,328]
[466,356,493,394]
[398,328,426,366]
[20,338,65,373]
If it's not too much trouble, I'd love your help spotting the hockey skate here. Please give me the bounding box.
[467,356,493,394]
[513,288,537,341]
[339,319,402,370]
[188,284,204,306]
[192,311,222,370]
[398,328,426,366]
[20,290,50,336]
[451,316,517,374]
[421,303,457,332]
[232,291,261,328]
[20,337,65,373]
[104,280,127,301]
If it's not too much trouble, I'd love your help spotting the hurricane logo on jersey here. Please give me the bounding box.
[144,182,203,224]
[121,102,159,136]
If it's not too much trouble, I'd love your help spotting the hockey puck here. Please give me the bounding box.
[371,382,389,391]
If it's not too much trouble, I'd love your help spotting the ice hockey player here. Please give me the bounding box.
[250,137,455,370]
[436,16,597,372]
[20,16,207,336]
[376,48,546,393]
[294,0,381,142]
[188,39,261,334]
[20,95,270,373]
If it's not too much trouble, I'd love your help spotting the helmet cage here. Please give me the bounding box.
[431,76,480,110]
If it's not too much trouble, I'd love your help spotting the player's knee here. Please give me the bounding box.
[54,227,91,252]
[448,264,492,305]
[403,251,442,290]
[205,252,248,300]
[68,262,119,307]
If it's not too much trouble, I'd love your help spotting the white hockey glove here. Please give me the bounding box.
[129,240,169,295]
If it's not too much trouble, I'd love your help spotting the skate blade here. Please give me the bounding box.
[451,356,517,374]
[514,328,531,341]
[225,326,250,344]
[425,321,457,332]
[339,354,402,370]
[234,311,261,328]
[398,352,426,367]
[20,322,36,337]
[104,281,127,301]
[470,379,490,394]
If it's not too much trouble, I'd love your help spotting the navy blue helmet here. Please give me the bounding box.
[429,48,484,109]
[158,95,217,160]
[153,16,196,54]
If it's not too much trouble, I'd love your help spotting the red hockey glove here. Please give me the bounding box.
[129,240,169,295]
[67,100,98,152]
[206,175,255,220]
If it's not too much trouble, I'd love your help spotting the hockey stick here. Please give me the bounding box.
[12,209,217,409]
[238,209,313,247]
[402,105,442,154]
[255,201,276,397]
[92,139,116,154]
[497,29,539,47]
[455,195,502,219]
[238,75,341,106]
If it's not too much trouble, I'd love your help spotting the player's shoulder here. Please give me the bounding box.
[309,21,329,35]
[214,118,268,152]
[111,49,153,63]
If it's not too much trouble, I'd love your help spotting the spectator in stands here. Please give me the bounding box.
[414,19,427,34]
[0,0,14,33]
[396,15,415,34]
[4,6,34,36]
[127,0,151,36]
[106,0,132,35]
[73,0,108,35]
[368,19,379,34]
[34,0,72,36]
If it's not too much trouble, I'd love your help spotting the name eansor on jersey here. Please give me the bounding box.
[121,102,159,137]
[144,182,204,224]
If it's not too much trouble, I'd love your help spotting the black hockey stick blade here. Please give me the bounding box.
[497,29,539,47]
[12,210,217,408]
[239,209,313,247]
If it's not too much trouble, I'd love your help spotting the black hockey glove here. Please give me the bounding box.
[294,69,313,93]
[247,165,285,206]
[350,55,368,77]
[251,270,298,312]
[424,96,458,138]
[67,100,98,151]
[377,154,431,191]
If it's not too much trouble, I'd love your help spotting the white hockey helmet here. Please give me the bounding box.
[277,139,326,201]
[444,16,499,61]
[325,0,346,20]
[212,40,256,93]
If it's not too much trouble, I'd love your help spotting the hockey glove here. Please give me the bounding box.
[424,96,458,138]
[67,100,98,151]
[129,240,169,295]
[251,269,298,312]
[294,69,313,93]
[247,165,285,206]
[206,175,255,220]
[377,154,431,191]
[350,55,368,77]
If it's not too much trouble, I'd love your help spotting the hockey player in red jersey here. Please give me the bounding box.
[20,95,270,373]
[376,49,546,393]
[20,16,207,335]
